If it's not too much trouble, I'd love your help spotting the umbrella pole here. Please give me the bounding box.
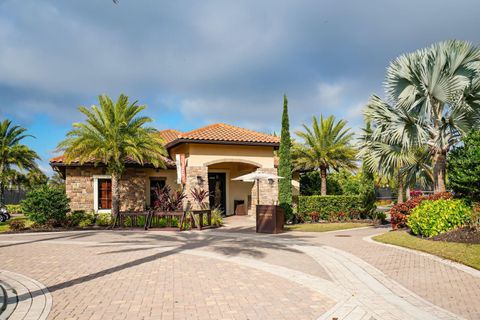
[256,178,260,205]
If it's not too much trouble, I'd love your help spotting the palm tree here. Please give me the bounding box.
[359,119,432,203]
[48,172,66,189]
[293,115,356,195]
[58,94,168,223]
[368,40,480,193]
[0,120,39,205]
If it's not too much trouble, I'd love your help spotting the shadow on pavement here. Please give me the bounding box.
[13,227,314,303]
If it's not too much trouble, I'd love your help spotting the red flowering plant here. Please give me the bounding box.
[390,192,452,229]
[308,211,320,223]
[409,190,423,198]
[337,211,347,222]
[348,208,361,220]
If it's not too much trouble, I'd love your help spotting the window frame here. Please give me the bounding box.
[93,175,112,213]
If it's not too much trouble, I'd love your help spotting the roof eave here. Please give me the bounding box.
[165,138,280,149]
[49,162,176,170]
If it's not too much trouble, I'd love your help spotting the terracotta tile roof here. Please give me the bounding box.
[51,123,279,168]
[167,123,279,147]
[49,155,176,168]
[159,129,182,145]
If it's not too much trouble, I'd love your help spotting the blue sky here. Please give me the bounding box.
[1,0,480,174]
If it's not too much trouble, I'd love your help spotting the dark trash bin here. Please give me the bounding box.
[256,205,284,234]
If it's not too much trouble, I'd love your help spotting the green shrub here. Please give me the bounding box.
[96,212,112,227]
[448,130,480,201]
[372,211,387,223]
[76,211,95,228]
[358,167,376,216]
[158,217,168,228]
[9,219,25,231]
[21,185,70,226]
[471,204,480,231]
[408,199,472,237]
[210,207,223,227]
[64,210,86,227]
[298,195,362,219]
[78,218,93,228]
[6,204,22,214]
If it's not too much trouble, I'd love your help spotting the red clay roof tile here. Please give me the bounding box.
[159,129,182,145]
[50,123,278,167]
[169,123,279,146]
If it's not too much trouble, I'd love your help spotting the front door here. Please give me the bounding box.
[208,172,226,215]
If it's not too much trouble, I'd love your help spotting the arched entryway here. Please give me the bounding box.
[206,161,259,216]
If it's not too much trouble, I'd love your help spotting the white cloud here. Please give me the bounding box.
[316,82,345,107]
[1,0,480,131]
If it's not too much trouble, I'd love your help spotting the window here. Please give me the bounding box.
[150,179,166,207]
[98,179,112,210]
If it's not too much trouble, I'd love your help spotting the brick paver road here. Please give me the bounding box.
[0,216,478,320]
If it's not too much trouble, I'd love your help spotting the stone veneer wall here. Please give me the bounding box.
[249,168,279,214]
[184,165,209,210]
[65,167,148,212]
[119,168,147,211]
[65,167,103,212]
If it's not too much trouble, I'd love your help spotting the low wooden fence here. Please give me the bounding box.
[117,210,212,231]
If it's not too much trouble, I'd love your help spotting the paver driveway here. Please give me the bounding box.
[0,216,479,320]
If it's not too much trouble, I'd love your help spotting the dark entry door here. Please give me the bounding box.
[208,173,226,215]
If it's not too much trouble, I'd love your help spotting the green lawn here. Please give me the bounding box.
[286,222,372,232]
[373,230,480,270]
[0,216,33,233]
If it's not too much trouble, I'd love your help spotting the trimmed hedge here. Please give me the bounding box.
[298,195,362,219]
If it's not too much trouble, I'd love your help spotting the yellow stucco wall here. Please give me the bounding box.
[142,168,179,207]
[170,143,276,168]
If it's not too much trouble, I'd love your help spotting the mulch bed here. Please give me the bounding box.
[431,227,480,244]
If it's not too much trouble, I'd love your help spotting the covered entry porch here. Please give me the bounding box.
[185,159,279,216]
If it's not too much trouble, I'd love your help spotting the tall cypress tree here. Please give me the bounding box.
[278,94,293,220]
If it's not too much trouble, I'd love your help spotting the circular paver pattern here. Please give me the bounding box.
[0,232,334,320]
[0,221,479,320]
[0,269,52,320]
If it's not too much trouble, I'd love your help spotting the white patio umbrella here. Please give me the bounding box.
[232,172,284,205]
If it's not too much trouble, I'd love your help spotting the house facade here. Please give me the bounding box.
[50,123,296,216]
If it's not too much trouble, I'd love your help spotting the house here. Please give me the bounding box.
[50,123,294,216]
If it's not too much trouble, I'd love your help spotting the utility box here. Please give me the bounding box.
[256,205,284,234]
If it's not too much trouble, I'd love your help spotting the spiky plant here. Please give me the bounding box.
[190,187,210,209]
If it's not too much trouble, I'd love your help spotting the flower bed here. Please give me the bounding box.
[389,192,451,230]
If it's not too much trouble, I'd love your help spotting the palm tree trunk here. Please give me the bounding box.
[0,182,4,206]
[111,172,121,227]
[397,174,404,204]
[0,164,4,206]
[320,167,327,196]
[433,150,447,193]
